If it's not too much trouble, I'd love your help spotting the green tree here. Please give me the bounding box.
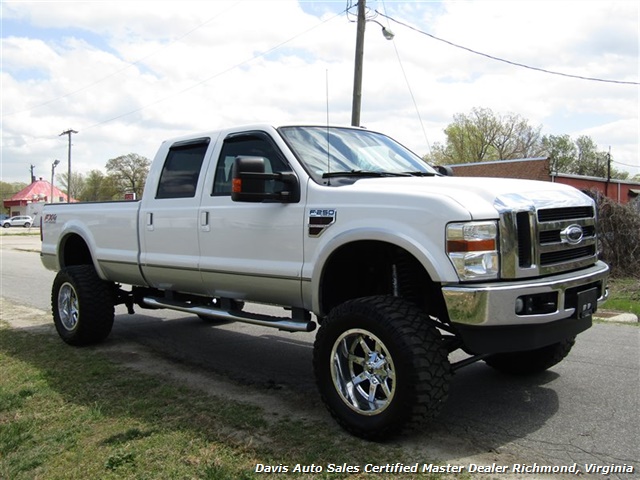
[541,134,577,174]
[542,135,628,179]
[0,181,27,199]
[1,181,28,214]
[81,170,120,201]
[106,153,150,198]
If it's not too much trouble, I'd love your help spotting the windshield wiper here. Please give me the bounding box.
[402,171,438,177]
[322,170,412,179]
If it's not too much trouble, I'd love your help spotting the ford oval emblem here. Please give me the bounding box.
[561,224,584,245]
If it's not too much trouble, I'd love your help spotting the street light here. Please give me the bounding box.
[373,21,394,40]
[351,1,394,127]
[51,159,61,203]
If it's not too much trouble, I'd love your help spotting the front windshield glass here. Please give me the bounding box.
[278,126,436,183]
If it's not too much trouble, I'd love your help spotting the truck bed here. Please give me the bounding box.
[41,200,145,286]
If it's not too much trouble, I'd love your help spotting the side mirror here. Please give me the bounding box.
[435,165,454,176]
[231,156,300,203]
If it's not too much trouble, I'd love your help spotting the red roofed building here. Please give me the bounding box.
[3,177,75,218]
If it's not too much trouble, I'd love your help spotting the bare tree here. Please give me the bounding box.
[56,172,85,201]
[428,107,542,164]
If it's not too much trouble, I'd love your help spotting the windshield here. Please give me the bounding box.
[278,126,436,184]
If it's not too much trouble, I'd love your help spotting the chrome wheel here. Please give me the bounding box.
[57,282,79,332]
[330,328,395,416]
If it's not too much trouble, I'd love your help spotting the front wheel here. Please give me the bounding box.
[52,265,115,346]
[484,338,575,375]
[313,296,451,440]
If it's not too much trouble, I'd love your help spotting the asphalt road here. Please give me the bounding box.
[1,233,639,478]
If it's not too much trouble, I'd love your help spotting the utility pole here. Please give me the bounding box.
[351,0,366,127]
[606,147,611,198]
[59,129,78,202]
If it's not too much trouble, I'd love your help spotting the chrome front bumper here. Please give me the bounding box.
[442,261,609,327]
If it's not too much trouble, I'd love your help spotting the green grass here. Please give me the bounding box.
[603,277,640,316]
[0,323,450,480]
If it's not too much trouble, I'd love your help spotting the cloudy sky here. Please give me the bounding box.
[1,0,638,185]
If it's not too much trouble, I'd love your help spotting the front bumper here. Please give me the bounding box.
[441,261,609,354]
[442,261,609,327]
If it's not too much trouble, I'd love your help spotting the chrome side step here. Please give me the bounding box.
[141,296,316,333]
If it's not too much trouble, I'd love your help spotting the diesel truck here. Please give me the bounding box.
[41,124,609,439]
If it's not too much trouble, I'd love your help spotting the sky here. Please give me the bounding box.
[1,0,638,185]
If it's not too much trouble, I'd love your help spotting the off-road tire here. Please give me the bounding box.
[484,338,576,375]
[313,296,451,440]
[52,265,115,346]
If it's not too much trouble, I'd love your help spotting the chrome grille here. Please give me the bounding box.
[500,202,599,279]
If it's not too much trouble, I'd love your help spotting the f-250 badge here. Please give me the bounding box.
[308,209,336,237]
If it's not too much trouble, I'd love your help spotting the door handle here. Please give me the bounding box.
[146,212,154,231]
[201,211,210,232]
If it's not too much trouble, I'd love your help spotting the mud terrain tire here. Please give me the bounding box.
[313,296,451,440]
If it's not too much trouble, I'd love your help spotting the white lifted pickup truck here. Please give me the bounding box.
[41,124,609,439]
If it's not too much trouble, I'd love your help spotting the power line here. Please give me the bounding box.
[613,159,640,169]
[379,1,431,154]
[82,9,347,132]
[376,11,639,86]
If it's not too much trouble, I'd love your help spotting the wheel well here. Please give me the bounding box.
[60,234,93,268]
[319,241,447,319]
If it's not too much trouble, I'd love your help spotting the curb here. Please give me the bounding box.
[594,310,639,324]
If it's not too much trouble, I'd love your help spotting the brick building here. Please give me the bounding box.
[449,157,640,208]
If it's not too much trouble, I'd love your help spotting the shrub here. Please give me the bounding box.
[590,191,640,278]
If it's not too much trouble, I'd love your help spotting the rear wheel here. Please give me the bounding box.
[52,265,115,346]
[484,338,575,375]
[313,296,450,440]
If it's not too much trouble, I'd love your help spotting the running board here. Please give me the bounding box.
[141,296,316,333]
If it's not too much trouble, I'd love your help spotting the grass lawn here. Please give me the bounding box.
[603,277,640,317]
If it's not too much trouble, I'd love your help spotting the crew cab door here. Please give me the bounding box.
[139,136,216,294]
[198,131,304,307]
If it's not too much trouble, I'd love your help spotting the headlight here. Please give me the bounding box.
[447,221,499,280]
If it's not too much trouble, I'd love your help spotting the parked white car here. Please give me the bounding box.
[2,215,33,228]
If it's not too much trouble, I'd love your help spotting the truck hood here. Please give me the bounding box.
[345,176,592,219]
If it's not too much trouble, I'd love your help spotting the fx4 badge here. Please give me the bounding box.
[308,209,336,237]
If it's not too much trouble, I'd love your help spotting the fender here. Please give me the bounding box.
[304,222,460,315]
[56,220,106,278]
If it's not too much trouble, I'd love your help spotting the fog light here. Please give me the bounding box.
[515,297,525,314]
[515,293,558,316]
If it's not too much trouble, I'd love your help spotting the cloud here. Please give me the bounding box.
[1,0,637,184]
